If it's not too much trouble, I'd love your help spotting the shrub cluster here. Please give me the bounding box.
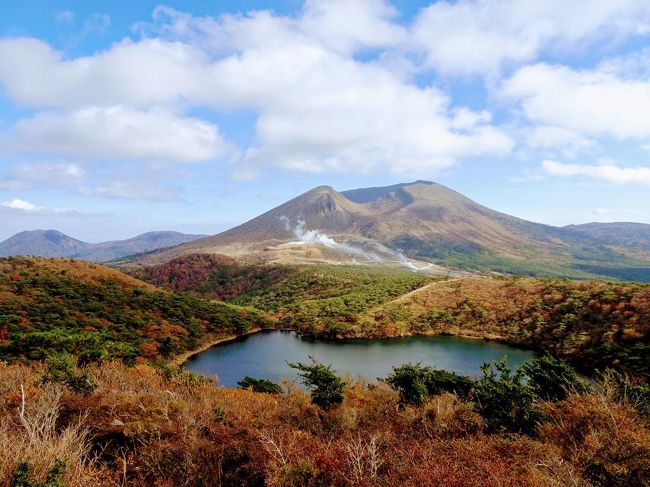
[1,358,648,487]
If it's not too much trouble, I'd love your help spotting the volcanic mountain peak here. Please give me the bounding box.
[127,181,650,281]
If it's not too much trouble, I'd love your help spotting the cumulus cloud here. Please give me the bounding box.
[4,1,649,179]
[12,106,228,162]
[0,199,89,216]
[503,63,650,139]
[299,0,406,55]
[0,37,208,108]
[0,5,515,176]
[410,0,650,76]
[542,159,650,185]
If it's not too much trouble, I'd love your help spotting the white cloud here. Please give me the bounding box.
[527,126,595,157]
[299,0,406,55]
[12,106,228,162]
[504,63,650,139]
[81,180,180,201]
[0,37,208,108]
[14,162,84,182]
[542,159,650,185]
[410,0,650,76]
[0,5,518,176]
[0,199,88,216]
[0,162,85,190]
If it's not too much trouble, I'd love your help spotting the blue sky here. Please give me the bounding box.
[0,0,649,242]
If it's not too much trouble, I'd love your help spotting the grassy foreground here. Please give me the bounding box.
[1,359,649,486]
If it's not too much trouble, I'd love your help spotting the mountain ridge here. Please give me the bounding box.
[0,229,207,262]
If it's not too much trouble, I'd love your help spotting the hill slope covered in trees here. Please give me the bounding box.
[0,257,270,364]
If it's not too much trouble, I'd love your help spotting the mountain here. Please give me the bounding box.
[0,230,207,262]
[0,230,92,258]
[128,181,650,281]
[563,222,650,251]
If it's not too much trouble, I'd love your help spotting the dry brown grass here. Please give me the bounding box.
[0,365,111,486]
[1,361,648,486]
[539,388,650,486]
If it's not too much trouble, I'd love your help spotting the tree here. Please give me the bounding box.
[238,376,283,394]
[474,357,540,434]
[522,354,586,401]
[288,357,345,410]
[42,353,97,395]
[383,363,475,405]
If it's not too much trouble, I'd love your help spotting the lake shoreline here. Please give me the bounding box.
[174,326,522,369]
[171,327,264,367]
[181,328,536,387]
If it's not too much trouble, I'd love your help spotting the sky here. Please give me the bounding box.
[0,0,649,242]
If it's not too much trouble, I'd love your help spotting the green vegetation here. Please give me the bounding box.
[233,264,432,336]
[382,363,474,405]
[474,358,540,434]
[41,353,97,395]
[383,356,591,435]
[2,253,649,485]
[522,354,586,401]
[237,376,283,394]
[288,357,346,410]
[131,256,433,337]
[367,276,650,381]
[131,256,650,382]
[0,257,270,365]
[11,460,66,487]
[390,232,650,282]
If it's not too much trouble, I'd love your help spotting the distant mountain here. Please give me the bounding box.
[564,222,650,251]
[0,230,207,262]
[128,181,650,281]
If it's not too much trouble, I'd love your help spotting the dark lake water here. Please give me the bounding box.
[183,330,537,387]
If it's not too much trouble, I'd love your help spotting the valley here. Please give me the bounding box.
[1,183,649,486]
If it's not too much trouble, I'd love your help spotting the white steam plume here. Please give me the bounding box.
[279,216,431,271]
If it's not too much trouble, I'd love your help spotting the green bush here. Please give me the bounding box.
[522,354,586,401]
[383,363,475,405]
[41,354,97,395]
[213,405,226,424]
[474,357,540,434]
[11,459,66,487]
[288,357,345,410]
[238,376,283,394]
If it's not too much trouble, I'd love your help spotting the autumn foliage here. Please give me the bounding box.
[1,360,648,486]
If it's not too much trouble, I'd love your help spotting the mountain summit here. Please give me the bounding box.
[130,181,649,281]
[0,230,207,262]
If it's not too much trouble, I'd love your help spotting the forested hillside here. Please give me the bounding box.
[0,257,270,364]
[128,255,650,379]
[364,277,650,379]
[129,255,434,335]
